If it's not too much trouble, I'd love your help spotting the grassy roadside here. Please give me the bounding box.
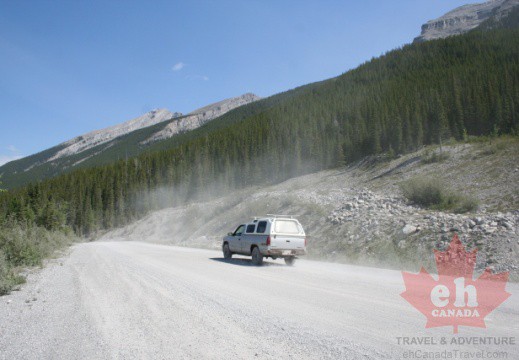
[0,221,77,295]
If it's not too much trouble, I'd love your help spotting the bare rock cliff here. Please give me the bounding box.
[414,0,519,42]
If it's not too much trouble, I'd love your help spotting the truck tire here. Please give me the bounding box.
[284,257,296,266]
[251,247,263,266]
[223,243,232,259]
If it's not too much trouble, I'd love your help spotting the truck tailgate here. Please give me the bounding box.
[270,235,305,250]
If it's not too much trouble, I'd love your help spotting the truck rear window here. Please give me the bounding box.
[274,220,301,234]
[256,221,267,233]
[246,224,256,233]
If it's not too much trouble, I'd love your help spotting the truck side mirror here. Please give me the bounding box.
[228,232,233,236]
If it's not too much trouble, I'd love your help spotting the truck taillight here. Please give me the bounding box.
[304,238,307,246]
[266,236,271,246]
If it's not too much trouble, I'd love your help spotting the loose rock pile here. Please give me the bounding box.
[326,189,518,274]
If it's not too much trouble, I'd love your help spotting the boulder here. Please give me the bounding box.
[402,224,417,235]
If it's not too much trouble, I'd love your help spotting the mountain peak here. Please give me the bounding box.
[189,93,261,116]
[414,0,519,42]
[48,109,180,162]
[143,93,261,144]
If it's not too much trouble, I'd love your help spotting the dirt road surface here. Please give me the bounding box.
[1,241,518,359]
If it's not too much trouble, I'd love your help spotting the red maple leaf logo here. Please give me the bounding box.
[401,234,511,333]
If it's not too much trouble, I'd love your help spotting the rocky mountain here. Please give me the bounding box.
[47,109,180,164]
[143,93,260,144]
[414,0,519,42]
[0,93,260,188]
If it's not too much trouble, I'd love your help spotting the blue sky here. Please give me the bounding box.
[0,0,470,165]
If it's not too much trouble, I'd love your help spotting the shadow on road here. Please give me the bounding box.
[209,257,285,267]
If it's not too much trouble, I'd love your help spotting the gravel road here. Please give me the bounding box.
[1,241,518,359]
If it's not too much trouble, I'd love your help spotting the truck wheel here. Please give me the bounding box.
[284,257,296,266]
[251,247,263,266]
[223,243,232,259]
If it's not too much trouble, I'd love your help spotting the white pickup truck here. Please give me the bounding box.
[222,215,307,266]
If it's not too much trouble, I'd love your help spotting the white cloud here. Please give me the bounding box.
[0,154,22,166]
[0,145,23,166]
[172,62,185,71]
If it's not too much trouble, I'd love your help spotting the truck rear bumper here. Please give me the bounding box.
[266,249,306,257]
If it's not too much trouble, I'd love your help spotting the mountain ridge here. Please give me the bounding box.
[414,0,519,42]
[0,93,260,188]
[142,93,261,144]
[47,108,179,163]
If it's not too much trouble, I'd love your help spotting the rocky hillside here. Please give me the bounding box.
[100,137,519,280]
[414,0,519,42]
